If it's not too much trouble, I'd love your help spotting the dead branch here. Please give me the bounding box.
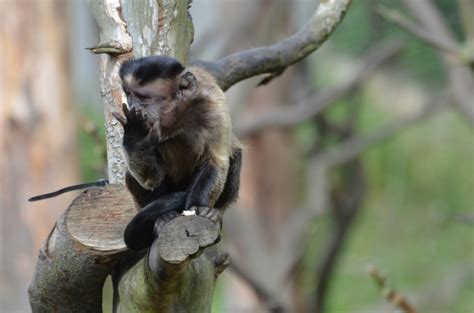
[234,40,403,137]
[194,0,353,91]
[367,266,417,313]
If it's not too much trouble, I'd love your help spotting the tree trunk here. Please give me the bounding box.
[0,1,78,311]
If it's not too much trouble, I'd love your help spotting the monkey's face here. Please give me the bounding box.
[121,76,166,126]
[121,71,198,138]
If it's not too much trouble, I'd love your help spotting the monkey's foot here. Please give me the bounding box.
[153,211,179,237]
[192,206,222,224]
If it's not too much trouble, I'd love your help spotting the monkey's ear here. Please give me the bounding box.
[179,71,197,95]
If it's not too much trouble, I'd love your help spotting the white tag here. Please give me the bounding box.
[182,210,196,216]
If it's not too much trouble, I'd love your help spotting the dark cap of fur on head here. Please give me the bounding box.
[120,55,185,86]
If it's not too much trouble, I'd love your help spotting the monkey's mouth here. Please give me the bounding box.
[129,169,159,191]
[141,178,158,191]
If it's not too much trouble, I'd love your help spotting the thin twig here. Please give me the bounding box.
[367,265,417,313]
[377,5,459,55]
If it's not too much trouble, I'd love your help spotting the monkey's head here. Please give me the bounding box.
[120,56,208,139]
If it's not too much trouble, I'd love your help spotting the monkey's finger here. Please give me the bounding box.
[205,210,215,219]
[111,112,126,126]
[194,206,211,217]
[129,107,137,120]
[122,103,130,117]
[209,212,221,224]
[206,209,220,221]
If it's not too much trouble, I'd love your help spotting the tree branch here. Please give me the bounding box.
[313,159,365,313]
[194,0,353,91]
[317,93,448,167]
[376,6,459,55]
[117,216,225,313]
[400,0,474,125]
[234,40,403,137]
[367,266,417,313]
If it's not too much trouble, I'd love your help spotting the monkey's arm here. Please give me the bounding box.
[184,149,238,222]
[214,147,242,209]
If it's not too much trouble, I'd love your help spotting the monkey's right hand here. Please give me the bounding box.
[112,103,160,148]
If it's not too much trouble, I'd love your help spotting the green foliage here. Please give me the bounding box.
[329,0,448,87]
[78,106,106,181]
[326,109,474,313]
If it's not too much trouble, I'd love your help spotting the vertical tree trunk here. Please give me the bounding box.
[0,1,78,311]
[86,0,194,184]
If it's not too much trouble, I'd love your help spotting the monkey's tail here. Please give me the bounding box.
[124,192,187,251]
[28,179,109,202]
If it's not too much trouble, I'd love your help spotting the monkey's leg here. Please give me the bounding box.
[124,192,187,251]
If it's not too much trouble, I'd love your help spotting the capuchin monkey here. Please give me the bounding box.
[113,56,242,251]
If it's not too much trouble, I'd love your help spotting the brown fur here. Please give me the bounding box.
[123,64,240,207]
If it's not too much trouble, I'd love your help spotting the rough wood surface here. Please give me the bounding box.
[29,186,130,313]
[115,216,225,313]
[66,185,136,251]
[155,216,220,264]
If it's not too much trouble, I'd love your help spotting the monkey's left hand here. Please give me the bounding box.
[114,104,165,190]
[113,103,160,147]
